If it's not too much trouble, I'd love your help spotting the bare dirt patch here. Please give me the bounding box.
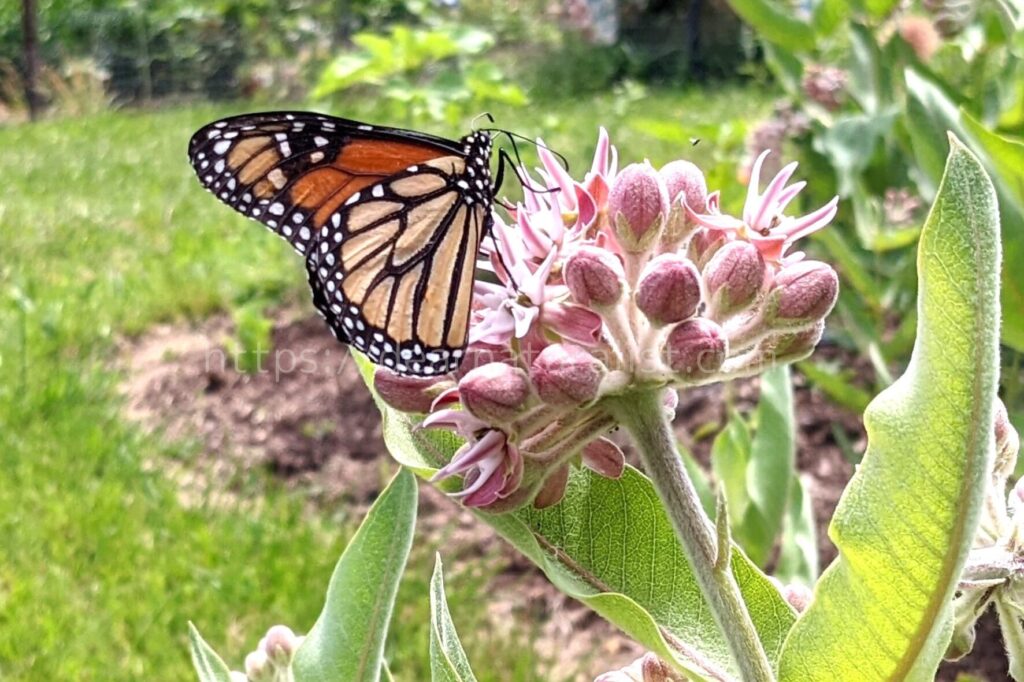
[119,312,1006,681]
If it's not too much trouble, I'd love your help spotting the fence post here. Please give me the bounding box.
[21,0,42,120]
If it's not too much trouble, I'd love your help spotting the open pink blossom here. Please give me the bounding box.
[427,425,523,507]
[686,150,838,263]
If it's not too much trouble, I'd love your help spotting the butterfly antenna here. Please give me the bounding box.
[495,139,559,196]
[499,129,571,174]
[472,112,496,131]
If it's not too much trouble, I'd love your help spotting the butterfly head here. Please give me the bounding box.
[459,131,495,202]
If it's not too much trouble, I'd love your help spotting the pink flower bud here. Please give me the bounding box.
[459,363,532,424]
[995,400,1020,479]
[609,162,670,252]
[663,318,726,380]
[663,388,679,418]
[703,240,767,318]
[782,583,813,613]
[660,160,708,244]
[244,650,271,681]
[454,342,515,378]
[531,343,606,406]
[262,625,299,664]
[374,369,449,413]
[582,437,625,479]
[595,653,683,682]
[533,464,569,509]
[757,321,825,365]
[564,246,626,307]
[635,254,702,325]
[687,228,729,268]
[768,260,839,328]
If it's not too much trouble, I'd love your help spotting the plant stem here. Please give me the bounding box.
[607,389,776,682]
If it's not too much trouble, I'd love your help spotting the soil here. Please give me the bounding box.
[119,312,1007,681]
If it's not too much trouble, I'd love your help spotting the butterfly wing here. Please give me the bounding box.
[188,112,494,376]
[308,150,493,375]
[187,112,464,256]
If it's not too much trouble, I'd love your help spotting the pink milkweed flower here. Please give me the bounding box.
[686,150,838,263]
[375,131,839,512]
[472,220,603,348]
[428,425,524,507]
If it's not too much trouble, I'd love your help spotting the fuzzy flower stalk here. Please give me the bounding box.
[374,132,839,680]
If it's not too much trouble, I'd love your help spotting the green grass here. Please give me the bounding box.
[0,85,773,680]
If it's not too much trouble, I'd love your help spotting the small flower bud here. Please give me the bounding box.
[687,228,729,268]
[244,649,271,681]
[663,318,726,380]
[609,162,670,252]
[531,343,606,406]
[595,653,684,682]
[899,15,941,62]
[533,464,569,509]
[995,400,1020,480]
[660,160,708,244]
[782,583,813,613]
[635,254,701,325]
[459,363,532,424]
[703,241,767,318]
[455,342,515,378]
[564,246,626,307]
[767,260,839,328]
[663,388,679,419]
[374,369,450,413]
[582,437,625,479]
[262,625,299,664]
[757,320,825,366]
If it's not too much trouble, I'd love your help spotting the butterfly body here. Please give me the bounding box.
[188,112,494,375]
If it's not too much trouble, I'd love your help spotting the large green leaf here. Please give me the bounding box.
[188,622,233,682]
[741,365,796,568]
[292,469,418,682]
[429,556,478,682]
[778,137,1001,680]
[960,110,1024,352]
[722,0,814,48]
[355,358,796,680]
[903,68,1024,351]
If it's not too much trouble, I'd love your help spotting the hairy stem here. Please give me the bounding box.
[607,389,776,682]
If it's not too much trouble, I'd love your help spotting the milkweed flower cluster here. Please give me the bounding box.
[375,131,839,510]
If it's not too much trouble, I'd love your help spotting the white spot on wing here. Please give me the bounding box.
[269,202,285,216]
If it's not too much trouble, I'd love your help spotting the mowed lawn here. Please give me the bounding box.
[0,86,772,681]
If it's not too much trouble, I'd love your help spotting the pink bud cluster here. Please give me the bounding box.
[236,624,303,682]
[375,131,839,509]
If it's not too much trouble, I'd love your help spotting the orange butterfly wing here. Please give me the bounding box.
[188,112,494,376]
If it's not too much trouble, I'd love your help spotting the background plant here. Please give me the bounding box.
[723,0,1024,429]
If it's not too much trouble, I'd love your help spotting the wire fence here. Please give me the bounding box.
[1,0,750,123]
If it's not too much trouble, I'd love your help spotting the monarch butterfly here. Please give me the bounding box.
[188,111,505,377]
